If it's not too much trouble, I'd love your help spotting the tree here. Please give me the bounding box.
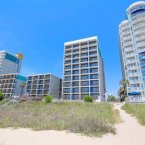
[119,79,129,102]
[0,91,4,101]
[20,83,26,97]
[107,95,116,102]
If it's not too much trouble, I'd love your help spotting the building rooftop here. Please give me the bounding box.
[127,1,145,11]
[64,36,98,45]
[119,20,129,27]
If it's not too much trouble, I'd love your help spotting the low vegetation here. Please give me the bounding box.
[0,102,117,137]
[0,92,4,101]
[107,95,116,102]
[44,95,53,103]
[84,96,93,102]
[122,103,145,125]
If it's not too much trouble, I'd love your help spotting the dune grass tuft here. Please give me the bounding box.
[122,103,145,126]
[0,102,116,137]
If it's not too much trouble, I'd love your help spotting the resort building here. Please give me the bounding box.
[62,36,106,101]
[0,73,27,98]
[0,50,23,74]
[119,1,145,102]
[26,74,61,99]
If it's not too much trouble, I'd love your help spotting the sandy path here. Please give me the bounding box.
[0,103,145,145]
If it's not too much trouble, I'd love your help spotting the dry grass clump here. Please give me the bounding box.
[122,103,145,125]
[0,102,116,137]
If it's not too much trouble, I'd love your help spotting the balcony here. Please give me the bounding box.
[126,53,135,58]
[137,42,145,48]
[134,29,145,35]
[132,17,145,25]
[128,73,138,77]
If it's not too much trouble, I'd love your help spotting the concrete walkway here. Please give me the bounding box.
[0,103,145,145]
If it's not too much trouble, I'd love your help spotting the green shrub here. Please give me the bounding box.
[0,92,4,101]
[44,95,53,103]
[84,96,93,102]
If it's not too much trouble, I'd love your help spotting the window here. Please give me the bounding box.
[90,93,98,99]
[130,84,140,87]
[89,41,96,45]
[64,82,71,87]
[90,57,97,61]
[73,59,79,63]
[73,44,79,48]
[81,58,88,62]
[90,62,98,67]
[81,81,89,86]
[65,45,72,49]
[65,55,71,59]
[64,88,70,93]
[73,76,79,80]
[38,80,43,84]
[72,94,79,100]
[65,65,71,69]
[90,87,99,92]
[81,87,89,93]
[38,90,42,94]
[81,63,88,68]
[65,71,71,75]
[44,85,49,89]
[89,51,97,56]
[64,76,71,81]
[81,69,88,74]
[90,68,98,73]
[73,49,79,53]
[72,88,79,93]
[81,48,88,52]
[65,60,71,64]
[90,74,98,79]
[72,81,79,86]
[65,50,71,54]
[39,75,44,79]
[139,52,145,60]
[73,70,79,74]
[142,68,145,74]
[81,53,88,57]
[90,80,99,86]
[81,42,88,46]
[73,64,79,69]
[89,46,96,51]
[81,75,89,80]
[64,95,70,99]
[140,60,145,67]
[73,54,79,58]
[131,8,145,16]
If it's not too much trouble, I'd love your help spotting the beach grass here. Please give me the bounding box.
[122,103,145,125]
[0,101,117,137]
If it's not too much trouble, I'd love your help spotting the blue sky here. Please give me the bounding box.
[0,0,140,96]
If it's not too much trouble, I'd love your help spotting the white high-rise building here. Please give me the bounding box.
[119,1,145,102]
[0,50,23,74]
[62,36,106,101]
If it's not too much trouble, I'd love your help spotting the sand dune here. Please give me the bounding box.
[0,103,145,145]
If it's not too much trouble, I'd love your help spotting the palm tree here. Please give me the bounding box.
[20,83,26,98]
[119,79,129,102]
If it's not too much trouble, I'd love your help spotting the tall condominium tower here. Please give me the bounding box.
[119,1,145,102]
[0,50,23,74]
[62,36,106,101]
